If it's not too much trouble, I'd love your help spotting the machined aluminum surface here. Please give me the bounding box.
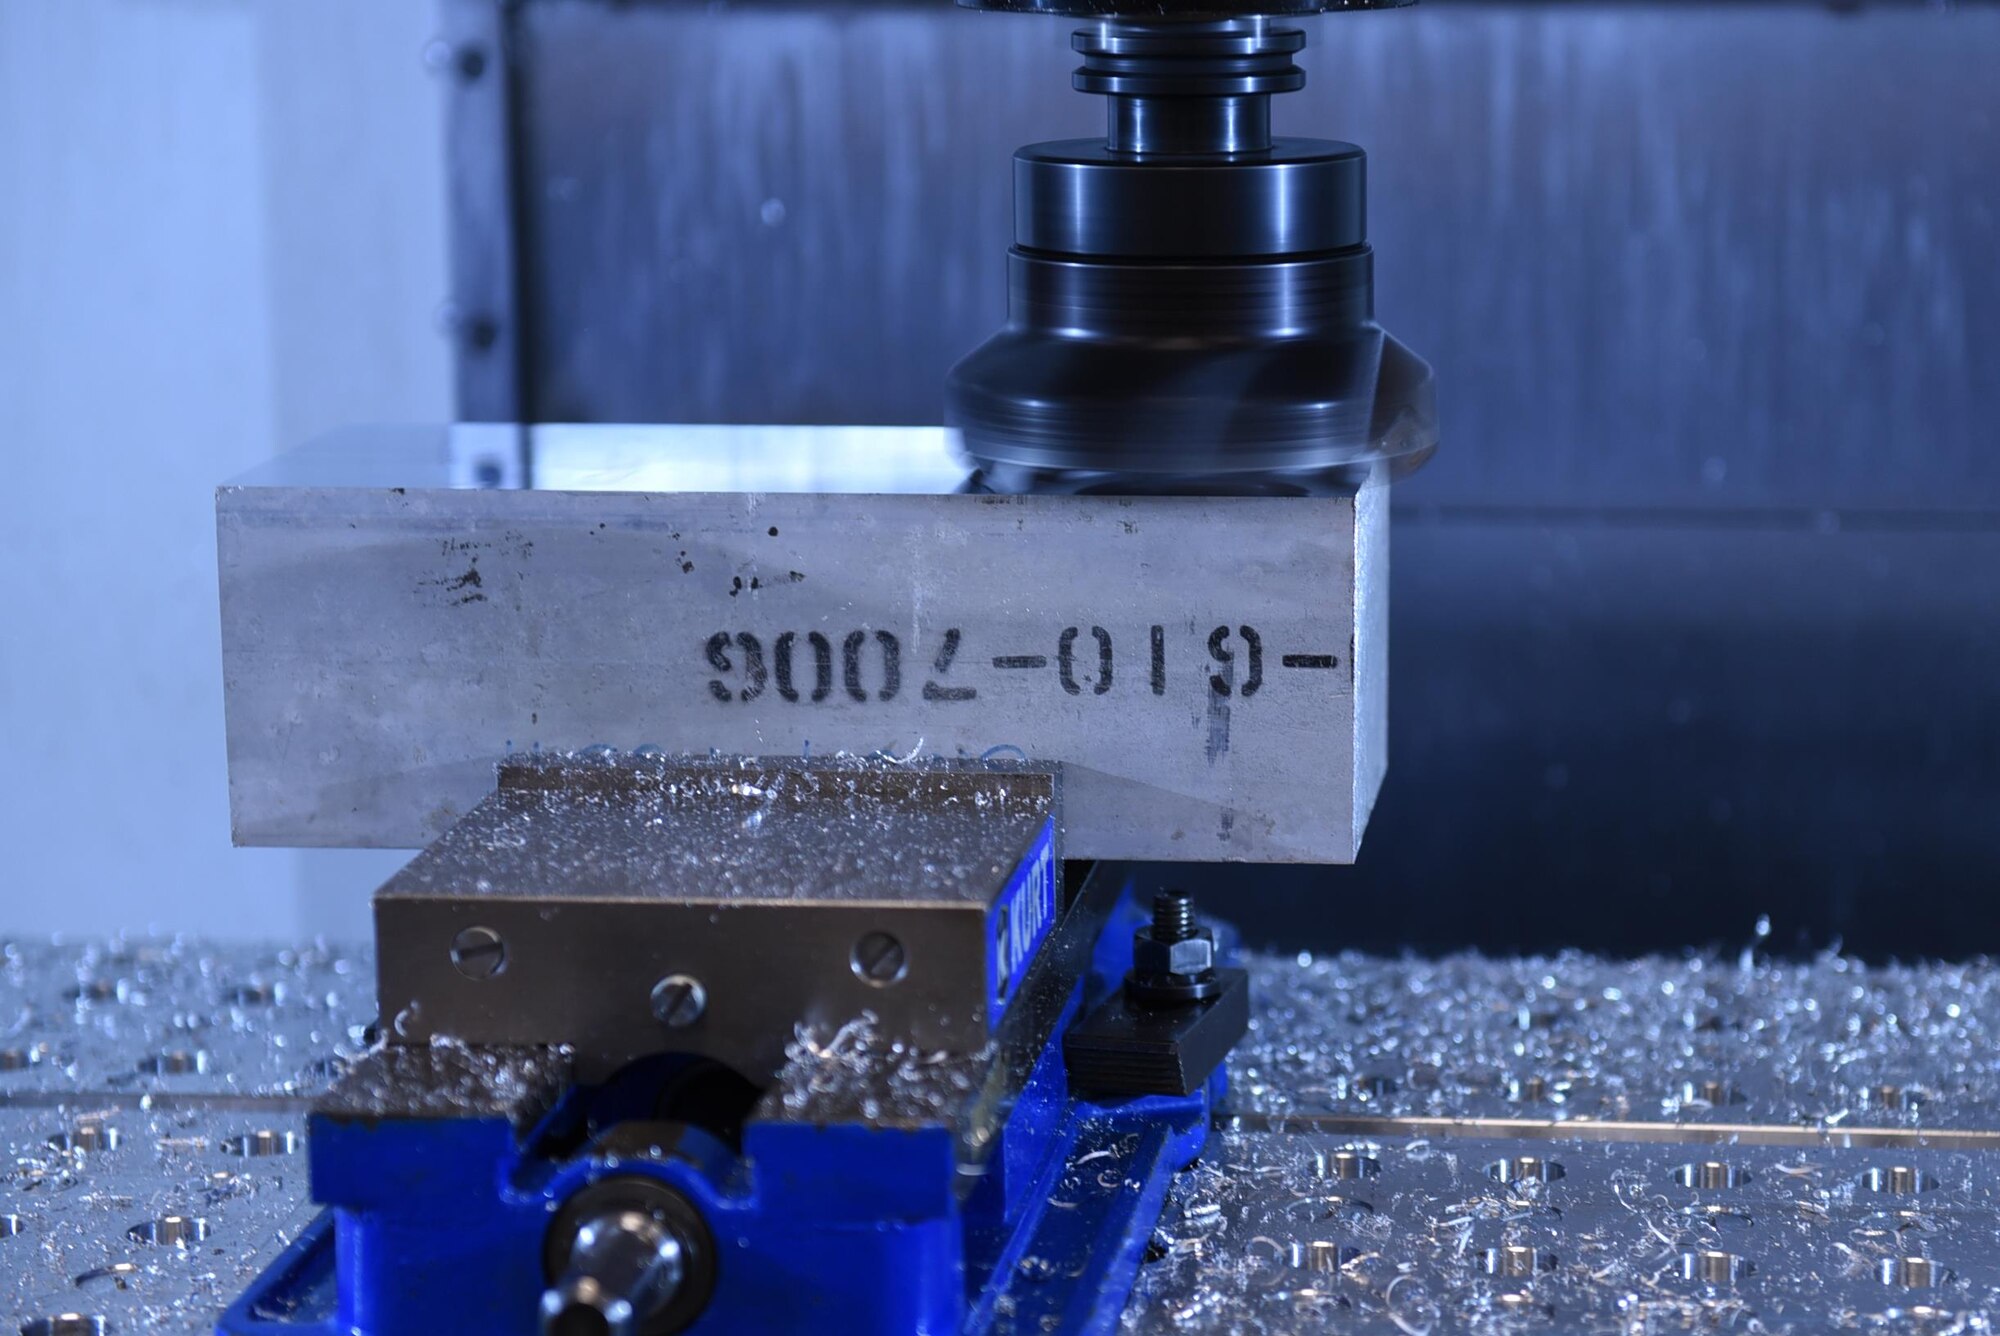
[10,937,2000,1333]
[216,424,1387,864]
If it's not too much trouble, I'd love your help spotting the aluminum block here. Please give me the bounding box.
[217,425,1388,863]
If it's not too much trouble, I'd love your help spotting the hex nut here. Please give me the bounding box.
[1132,926,1215,978]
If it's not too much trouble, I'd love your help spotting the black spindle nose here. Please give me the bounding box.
[946,7,1438,490]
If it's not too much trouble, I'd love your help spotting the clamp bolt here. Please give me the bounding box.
[1127,890,1220,1007]
[1153,890,1196,943]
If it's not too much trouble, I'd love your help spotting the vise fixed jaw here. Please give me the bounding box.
[372,752,1064,1085]
[365,749,1093,1189]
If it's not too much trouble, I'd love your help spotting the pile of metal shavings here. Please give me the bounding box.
[0,937,372,1102]
[1225,945,2000,1132]
[7,936,2000,1333]
[312,1039,571,1128]
[383,751,1055,907]
[771,1008,994,1126]
[0,937,359,1333]
[1126,1131,2000,1334]
[1,1105,317,1336]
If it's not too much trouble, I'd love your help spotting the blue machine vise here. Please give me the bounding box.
[220,754,1247,1336]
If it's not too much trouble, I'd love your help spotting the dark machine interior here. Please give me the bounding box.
[441,0,2000,961]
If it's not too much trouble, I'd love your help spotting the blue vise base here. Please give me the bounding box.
[219,868,1238,1336]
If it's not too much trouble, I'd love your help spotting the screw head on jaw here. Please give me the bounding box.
[650,975,707,1029]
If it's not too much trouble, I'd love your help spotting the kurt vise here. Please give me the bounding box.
[220,753,1246,1334]
[212,420,1401,1334]
[212,0,1435,1329]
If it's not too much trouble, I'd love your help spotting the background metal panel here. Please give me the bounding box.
[0,0,450,944]
[1191,515,2000,959]
[440,0,525,420]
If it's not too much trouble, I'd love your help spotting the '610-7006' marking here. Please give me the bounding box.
[705,625,1337,704]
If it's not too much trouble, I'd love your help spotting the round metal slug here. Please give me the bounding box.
[1477,1245,1558,1278]
[1507,1074,1550,1104]
[1487,1156,1564,1185]
[1344,1073,1396,1102]
[139,1050,210,1077]
[1304,1240,1358,1274]
[1879,1256,1949,1289]
[1678,1077,1745,1107]
[19,1316,109,1336]
[424,38,491,87]
[1861,1165,1938,1196]
[221,1129,300,1159]
[1513,1002,1564,1031]
[128,1215,210,1248]
[1315,1149,1380,1182]
[1672,1161,1750,1190]
[1679,1249,1753,1286]
[0,1045,44,1072]
[65,978,120,1004]
[47,1124,120,1154]
[1862,1083,1929,1112]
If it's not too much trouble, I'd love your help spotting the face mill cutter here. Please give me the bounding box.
[216,3,1436,1333]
